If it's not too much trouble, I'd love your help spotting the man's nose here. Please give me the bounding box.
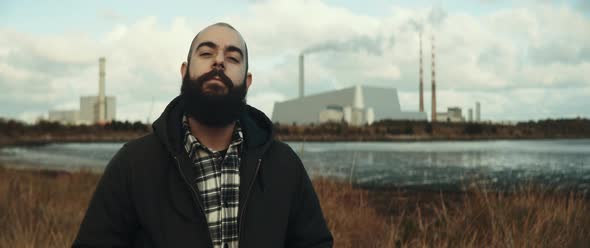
[213,52,225,70]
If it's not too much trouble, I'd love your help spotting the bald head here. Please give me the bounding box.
[181,22,253,96]
[186,22,249,71]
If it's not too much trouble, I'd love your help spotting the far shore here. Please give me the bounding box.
[1,118,588,148]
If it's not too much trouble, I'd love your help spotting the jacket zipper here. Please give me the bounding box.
[173,156,214,248]
[238,158,262,246]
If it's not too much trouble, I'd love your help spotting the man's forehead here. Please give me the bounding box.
[194,25,246,51]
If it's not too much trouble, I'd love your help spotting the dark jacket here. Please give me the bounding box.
[73,96,333,248]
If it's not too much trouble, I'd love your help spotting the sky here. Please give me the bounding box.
[1,0,589,123]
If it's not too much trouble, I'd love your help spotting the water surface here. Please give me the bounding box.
[1,139,589,190]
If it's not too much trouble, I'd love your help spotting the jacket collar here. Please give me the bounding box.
[152,96,274,157]
[154,95,275,221]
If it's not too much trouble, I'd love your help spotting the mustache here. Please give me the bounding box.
[193,68,234,90]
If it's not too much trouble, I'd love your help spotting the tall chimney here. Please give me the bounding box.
[431,35,437,122]
[98,57,106,123]
[476,102,481,122]
[419,32,424,113]
[299,53,304,98]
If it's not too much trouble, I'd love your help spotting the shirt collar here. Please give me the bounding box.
[182,115,243,153]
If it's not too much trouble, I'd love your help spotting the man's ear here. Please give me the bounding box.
[180,62,187,79]
[246,72,252,89]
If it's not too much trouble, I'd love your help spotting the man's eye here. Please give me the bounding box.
[228,57,239,63]
[200,52,212,56]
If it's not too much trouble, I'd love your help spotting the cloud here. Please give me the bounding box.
[246,91,287,119]
[427,5,448,27]
[0,29,99,112]
[98,9,127,22]
[1,0,589,123]
[0,16,197,122]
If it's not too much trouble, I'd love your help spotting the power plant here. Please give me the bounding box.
[272,45,428,125]
[48,57,116,125]
[272,31,487,125]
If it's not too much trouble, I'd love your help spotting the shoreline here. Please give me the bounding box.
[2,163,588,196]
[0,161,105,174]
[3,164,588,193]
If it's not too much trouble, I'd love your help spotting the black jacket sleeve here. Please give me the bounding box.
[286,155,334,248]
[72,145,138,248]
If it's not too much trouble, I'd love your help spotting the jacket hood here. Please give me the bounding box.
[152,95,275,156]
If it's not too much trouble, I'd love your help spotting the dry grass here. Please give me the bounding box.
[0,166,99,248]
[1,166,588,248]
[315,178,590,248]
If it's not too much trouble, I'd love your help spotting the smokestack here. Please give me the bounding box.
[299,54,304,98]
[476,102,481,122]
[431,35,437,122]
[98,57,106,123]
[419,32,424,113]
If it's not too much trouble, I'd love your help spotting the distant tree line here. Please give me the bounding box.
[273,118,590,139]
[515,118,590,136]
[1,117,588,141]
[0,119,149,136]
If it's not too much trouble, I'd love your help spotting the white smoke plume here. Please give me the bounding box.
[408,19,424,33]
[428,5,448,28]
[301,34,392,56]
[300,5,447,56]
[406,5,448,33]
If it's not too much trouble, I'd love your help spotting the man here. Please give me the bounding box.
[73,23,333,248]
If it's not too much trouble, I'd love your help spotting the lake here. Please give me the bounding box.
[1,139,589,190]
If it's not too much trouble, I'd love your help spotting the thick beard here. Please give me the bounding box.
[180,69,247,127]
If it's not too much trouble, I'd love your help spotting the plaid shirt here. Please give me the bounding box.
[182,116,243,248]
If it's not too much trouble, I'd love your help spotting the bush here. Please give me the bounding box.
[424,123,433,134]
[464,123,483,135]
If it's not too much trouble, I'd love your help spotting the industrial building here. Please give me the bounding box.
[80,96,116,123]
[48,57,116,125]
[271,85,426,125]
[436,107,465,123]
[48,110,80,125]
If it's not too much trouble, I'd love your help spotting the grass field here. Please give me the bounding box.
[0,166,588,247]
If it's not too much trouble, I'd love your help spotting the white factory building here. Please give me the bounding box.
[436,107,465,123]
[271,85,427,126]
[48,96,116,125]
[48,57,116,125]
[79,96,116,123]
[48,110,80,125]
